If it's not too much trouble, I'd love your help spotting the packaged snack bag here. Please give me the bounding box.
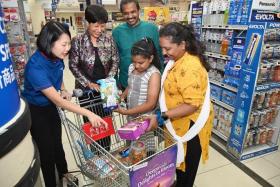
[97,78,120,110]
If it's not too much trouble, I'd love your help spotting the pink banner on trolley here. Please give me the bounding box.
[129,145,177,187]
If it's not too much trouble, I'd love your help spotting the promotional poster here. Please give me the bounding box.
[227,22,265,158]
[129,145,177,187]
[144,7,170,25]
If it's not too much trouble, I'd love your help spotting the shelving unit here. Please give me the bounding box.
[202,25,248,30]
[205,52,230,60]
[212,128,228,141]
[211,98,235,112]
[210,80,237,93]
[196,0,280,160]
[2,0,31,90]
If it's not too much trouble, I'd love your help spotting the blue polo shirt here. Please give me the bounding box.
[22,50,64,106]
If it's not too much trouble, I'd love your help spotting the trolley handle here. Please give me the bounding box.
[72,88,99,98]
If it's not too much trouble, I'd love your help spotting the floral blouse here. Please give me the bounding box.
[69,31,119,88]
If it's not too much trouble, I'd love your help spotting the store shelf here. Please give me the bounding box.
[241,144,278,160]
[205,52,230,60]
[212,128,228,141]
[202,25,248,30]
[211,98,235,112]
[56,10,84,13]
[210,80,238,92]
[255,82,280,92]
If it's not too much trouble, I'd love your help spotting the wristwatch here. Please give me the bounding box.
[161,112,169,121]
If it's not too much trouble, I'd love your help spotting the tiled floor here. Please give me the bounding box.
[60,62,280,187]
[241,149,280,186]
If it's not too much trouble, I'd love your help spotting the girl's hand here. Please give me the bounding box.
[118,91,126,101]
[114,107,128,115]
[87,113,108,129]
[87,82,100,92]
[145,115,158,131]
[61,90,72,101]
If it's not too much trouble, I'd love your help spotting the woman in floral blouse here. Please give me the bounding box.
[69,4,119,91]
[69,5,119,151]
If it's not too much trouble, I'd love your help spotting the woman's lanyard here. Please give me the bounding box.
[159,60,211,166]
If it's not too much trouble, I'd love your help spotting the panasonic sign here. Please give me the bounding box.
[252,0,279,11]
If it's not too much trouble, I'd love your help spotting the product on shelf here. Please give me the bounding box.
[210,84,222,100]
[213,104,233,138]
[3,2,30,90]
[221,89,236,107]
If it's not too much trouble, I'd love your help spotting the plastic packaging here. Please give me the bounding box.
[130,141,147,164]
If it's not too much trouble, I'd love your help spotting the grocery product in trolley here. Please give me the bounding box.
[130,140,147,164]
[244,33,261,65]
[77,140,119,179]
[118,116,150,140]
[82,116,115,143]
[97,77,120,110]
[112,146,132,166]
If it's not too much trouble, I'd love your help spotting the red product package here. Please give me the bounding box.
[82,117,115,144]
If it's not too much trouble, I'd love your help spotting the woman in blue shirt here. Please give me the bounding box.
[22,21,107,187]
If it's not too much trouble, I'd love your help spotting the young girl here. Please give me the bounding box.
[115,37,161,120]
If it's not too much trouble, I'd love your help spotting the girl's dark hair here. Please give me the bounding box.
[159,22,210,71]
[37,21,71,59]
[131,37,161,71]
[85,5,108,24]
[120,0,140,12]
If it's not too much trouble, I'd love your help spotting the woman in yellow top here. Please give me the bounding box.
[148,22,214,187]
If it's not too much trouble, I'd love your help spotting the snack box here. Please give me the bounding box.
[82,117,115,143]
[118,116,150,140]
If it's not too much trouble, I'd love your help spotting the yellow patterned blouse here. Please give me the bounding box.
[164,52,214,172]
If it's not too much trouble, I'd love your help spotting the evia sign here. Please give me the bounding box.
[252,0,279,11]
[0,9,20,127]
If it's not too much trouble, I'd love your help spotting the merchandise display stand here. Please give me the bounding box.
[196,0,280,160]
[2,0,31,90]
[0,3,40,186]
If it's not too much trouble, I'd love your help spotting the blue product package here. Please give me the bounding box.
[228,0,240,25]
[240,0,252,25]
[244,33,261,65]
[236,0,244,24]
[221,90,236,106]
[210,85,222,100]
[97,77,120,110]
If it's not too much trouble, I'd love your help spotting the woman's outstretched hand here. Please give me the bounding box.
[145,114,158,132]
[87,113,108,129]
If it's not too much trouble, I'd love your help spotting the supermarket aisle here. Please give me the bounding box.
[61,62,280,187]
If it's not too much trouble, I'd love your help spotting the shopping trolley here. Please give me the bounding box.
[58,91,178,187]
